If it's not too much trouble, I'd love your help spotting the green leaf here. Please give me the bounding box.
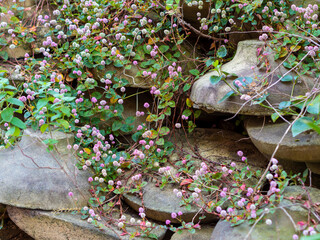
[205,58,214,67]
[307,95,320,115]
[6,98,24,107]
[217,45,227,58]
[37,99,49,110]
[189,69,199,76]
[132,132,142,142]
[60,106,71,116]
[182,109,192,117]
[210,75,222,85]
[6,126,20,137]
[26,37,35,43]
[215,0,223,9]
[0,51,8,61]
[300,233,320,240]
[280,75,293,82]
[112,121,122,131]
[10,117,26,129]
[0,38,7,46]
[56,119,69,129]
[10,16,20,24]
[62,97,76,102]
[183,83,191,92]
[218,90,234,103]
[271,112,280,122]
[278,101,291,110]
[125,116,135,124]
[156,138,164,145]
[159,126,170,136]
[40,123,49,133]
[159,45,169,53]
[194,110,201,118]
[302,119,320,135]
[0,92,6,100]
[1,108,14,122]
[292,117,313,137]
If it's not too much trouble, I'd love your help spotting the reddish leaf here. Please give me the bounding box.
[180,179,193,186]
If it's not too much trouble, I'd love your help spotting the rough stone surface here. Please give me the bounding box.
[7,206,166,240]
[210,186,320,240]
[124,182,217,224]
[0,128,91,210]
[124,128,267,224]
[170,128,268,169]
[171,224,215,240]
[190,40,313,116]
[246,118,320,173]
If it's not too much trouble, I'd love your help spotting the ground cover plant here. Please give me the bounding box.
[1,0,320,239]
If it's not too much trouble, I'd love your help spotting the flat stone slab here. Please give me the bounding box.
[171,224,215,240]
[170,128,268,169]
[124,128,267,224]
[210,186,320,240]
[0,128,91,210]
[190,40,313,116]
[124,183,217,224]
[246,118,320,172]
[8,206,166,240]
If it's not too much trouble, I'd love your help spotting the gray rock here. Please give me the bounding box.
[170,128,268,169]
[124,182,217,224]
[190,40,313,116]
[171,224,215,240]
[124,128,267,224]
[0,128,91,210]
[7,206,167,240]
[246,118,320,173]
[211,186,320,240]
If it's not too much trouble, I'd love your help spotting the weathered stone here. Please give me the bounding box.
[246,118,320,173]
[171,224,215,240]
[0,64,25,82]
[170,128,268,169]
[0,128,91,210]
[210,186,320,240]
[124,182,217,224]
[7,206,167,240]
[190,40,313,116]
[124,128,267,224]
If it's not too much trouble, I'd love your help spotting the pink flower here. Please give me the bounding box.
[237,151,243,157]
[68,192,74,197]
[171,212,177,218]
[144,102,150,108]
[88,177,93,182]
[165,220,171,225]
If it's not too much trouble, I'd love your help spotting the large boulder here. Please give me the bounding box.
[0,128,91,210]
[170,128,268,169]
[124,128,268,224]
[210,186,320,240]
[171,224,215,240]
[124,182,217,224]
[246,118,320,173]
[7,206,167,240]
[190,40,313,116]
